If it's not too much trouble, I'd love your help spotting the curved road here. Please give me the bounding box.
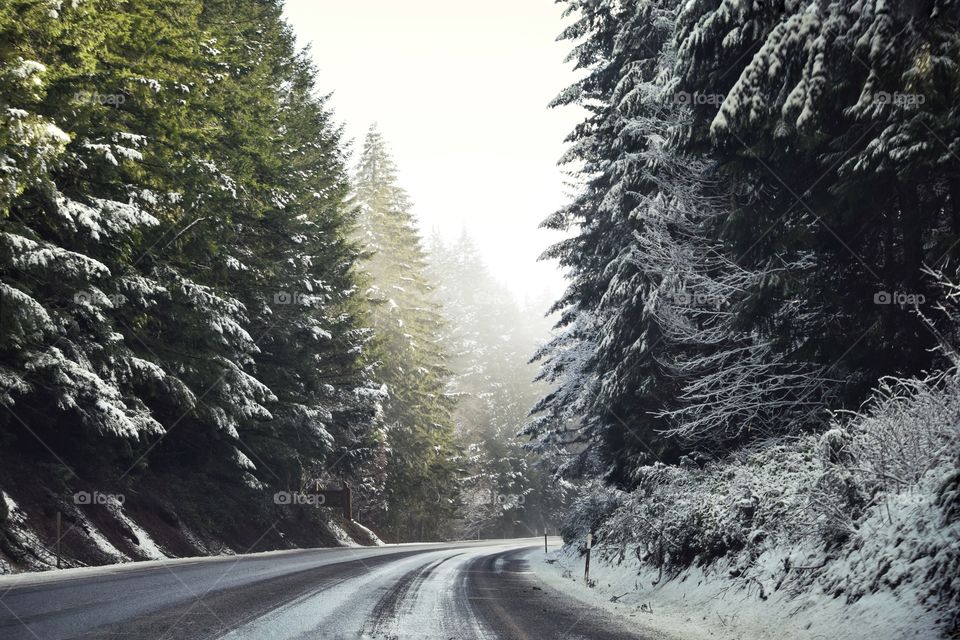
[0,538,647,639]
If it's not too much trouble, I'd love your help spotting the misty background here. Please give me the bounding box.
[283,0,581,306]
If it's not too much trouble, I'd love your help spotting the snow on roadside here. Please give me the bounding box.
[532,368,959,639]
[1,491,59,572]
[3,487,391,574]
[326,519,360,547]
[528,540,947,640]
[70,509,127,564]
[352,520,385,546]
[106,502,167,560]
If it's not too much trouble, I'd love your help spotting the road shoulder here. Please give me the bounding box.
[525,547,717,640]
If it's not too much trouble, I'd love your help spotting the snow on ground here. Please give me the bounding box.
[353,520,385,546]
[530,368,959,639]
[69,510,127,564]
[527,542,945,640]
[2,486,379,574]
[179,522,234,557]
[327,519,361,547]
[221,547,498,640]
[103,501,167,560]
[1,492,59,571]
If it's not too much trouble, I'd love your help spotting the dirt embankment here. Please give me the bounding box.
[0,456,380,574]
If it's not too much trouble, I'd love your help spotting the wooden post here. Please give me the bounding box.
[584,532,592,584]
[56,511,62,569]
[544,531,548,554]
[342,480,352,521]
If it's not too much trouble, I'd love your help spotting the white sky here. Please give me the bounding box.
[282,0,581,306]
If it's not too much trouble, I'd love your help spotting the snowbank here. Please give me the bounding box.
[550,370,960,639]
[531,533,948,640]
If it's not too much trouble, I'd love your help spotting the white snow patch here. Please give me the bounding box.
[326,519,360,547]
[70,510,127,563]
[351,521,385,546]
[0,492,59,571]
[529,542,948,640]
[107,504,167,560]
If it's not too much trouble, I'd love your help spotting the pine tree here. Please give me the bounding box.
[676,0,960,405]
[1,0,380,550]
[352,127,460,541]
[532,0,685,486]
[533,0,960,489]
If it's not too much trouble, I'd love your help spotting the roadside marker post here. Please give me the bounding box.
[56,511,61,569]
[544,532,548,554]
[584,532,592,584]
[342,480,352,522]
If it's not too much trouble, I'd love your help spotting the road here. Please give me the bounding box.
[0,538,648,639]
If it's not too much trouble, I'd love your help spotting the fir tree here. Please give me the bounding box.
[352,127,461,541]
[0,0,380,548]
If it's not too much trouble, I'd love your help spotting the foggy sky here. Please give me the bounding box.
[282,0,582,306]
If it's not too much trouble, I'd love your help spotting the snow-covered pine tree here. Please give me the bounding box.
[352,127,461,541]
[535,0,960,488]
[676,0,960,407]
[533,0,685,486]
[182,0,381,494]
[1,0,380,543]
[626,103,838,448]
[0,1,188,466]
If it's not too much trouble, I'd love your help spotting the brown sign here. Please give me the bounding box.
[313,482,352,520]
[317,490,345,508]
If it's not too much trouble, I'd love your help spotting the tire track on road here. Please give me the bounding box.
[365,552,465,638]
[466,547,650,640]
[78,550,427,640]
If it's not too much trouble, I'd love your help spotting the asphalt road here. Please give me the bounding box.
[0,538,647,639]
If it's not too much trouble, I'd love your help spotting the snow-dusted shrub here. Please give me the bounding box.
[816,460,959,626]
[600,441,821,571]
[585,367,959,629]
[561,480,623,544]
[809,371,959,546]
[838,372,958,492]
[808,370,960,625]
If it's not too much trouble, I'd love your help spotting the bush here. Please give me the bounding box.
[580,367,960,624]
[560,481,623,545]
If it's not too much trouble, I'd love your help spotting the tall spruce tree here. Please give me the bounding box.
[351,128,460,541]
[676,0,960,405]
[533,0,960,491]
[531,0,685,485]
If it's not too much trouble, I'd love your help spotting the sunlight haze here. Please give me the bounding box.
[282,0,580,305]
